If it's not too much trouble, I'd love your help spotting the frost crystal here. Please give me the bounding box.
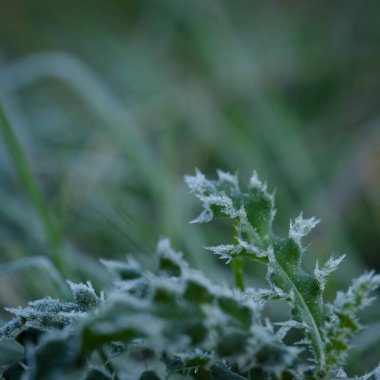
[216,169,239,189]
[275,320,305,340]
[314,255,345,290]
[100,256,142,281]
[184,168,213,195]
[333,271,380,312]
[289,212,320,245]
[248,170,266,191]
[67,280,102,311]
[185,169,241,223]
[205,244,240,263]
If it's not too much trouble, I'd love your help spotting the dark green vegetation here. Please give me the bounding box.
[0,170,379,379]
[0,1,380,378]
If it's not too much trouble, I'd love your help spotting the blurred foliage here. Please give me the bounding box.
[0,0,379,375]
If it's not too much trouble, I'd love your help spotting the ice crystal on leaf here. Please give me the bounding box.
[67,280,103,311]
[289,212,320,246]
[314,255,346,291]
[0,281,103,341]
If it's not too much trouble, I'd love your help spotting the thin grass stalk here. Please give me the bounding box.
[0,103,67,275]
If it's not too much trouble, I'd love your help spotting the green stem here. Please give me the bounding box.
[0,103,66,275]
[274,262,326,375]
[232,256,245,291]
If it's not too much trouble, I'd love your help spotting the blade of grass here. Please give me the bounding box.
[0,256,70,299]
[0,52,160,197]
[0,103,67,275]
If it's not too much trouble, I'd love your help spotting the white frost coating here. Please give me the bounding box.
[272,285,287,299]
[184,169,214,195]
[235,237,267,258]
[66,280,102,311]
[236,205,248,223]
[67,280,96,296]
[248,323,302,377]
[235,206,256,236]
[275,320,304,340]
[145,272,183,295]
[4,306,28,317]
[58,310,87,318]
[190,193,239,224]
[295,337,312,346]
[157,238,186,265]
[114,277,145,291]
[248,171,276,226]
[208,194,237,215]
[183,269,217,294]
[314,255,345,290]
[243,288,275,304]
[353,363,380,380]
[334,271,380,311]
[202,303,229,328]
[157,237,171,251]
[157,238,182,262]
[100,256,141,272]
[334,368,348,378]
[216,170,239,189]
[248,170,266,191]
[185,169,241,224]
[190,209,212,224]
[289,212,320,244]
[205,244,241,263]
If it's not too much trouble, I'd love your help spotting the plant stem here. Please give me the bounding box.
[0,103,67,275]
[232,256,245,291]
[274,261,326,374]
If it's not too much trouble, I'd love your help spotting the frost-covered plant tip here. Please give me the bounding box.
[1,170,380,380]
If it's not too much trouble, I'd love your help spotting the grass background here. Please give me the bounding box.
[0,1,379,375]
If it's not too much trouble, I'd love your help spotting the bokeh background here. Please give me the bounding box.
[0,1,379,375]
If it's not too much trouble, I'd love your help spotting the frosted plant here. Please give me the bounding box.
[0,170,379,380]
[185,169,380,379]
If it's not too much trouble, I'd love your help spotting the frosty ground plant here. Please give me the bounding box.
[0,170,379,380]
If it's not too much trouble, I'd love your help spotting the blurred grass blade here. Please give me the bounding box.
[0,103,66,274]
[0,256,70,299]
[0,52,160,195]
